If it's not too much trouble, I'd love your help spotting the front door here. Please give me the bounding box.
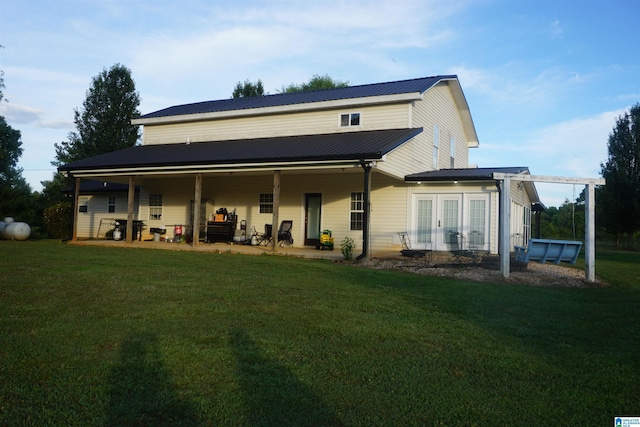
[304,193,322,247]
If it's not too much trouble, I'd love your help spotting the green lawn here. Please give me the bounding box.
[0,240,638,426]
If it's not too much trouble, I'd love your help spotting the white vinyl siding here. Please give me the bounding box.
[142,103,410,145]
[72,193,135,239]
[377,82,469,178]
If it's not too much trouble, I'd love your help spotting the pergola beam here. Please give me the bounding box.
[493,173,605,283]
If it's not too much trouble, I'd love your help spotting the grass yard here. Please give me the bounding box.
[0,240,638,426]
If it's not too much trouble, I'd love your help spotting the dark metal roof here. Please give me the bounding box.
[59,128,423,173]
[139,76,456,119]
[405,167,530,182]
[61,180,139,194]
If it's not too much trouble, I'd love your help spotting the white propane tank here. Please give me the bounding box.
[5,222,31,241]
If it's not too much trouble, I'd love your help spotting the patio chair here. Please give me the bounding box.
[277,220,294,247]
[398,232,432,263]
[446,231,480,264]
[256,224,273,246]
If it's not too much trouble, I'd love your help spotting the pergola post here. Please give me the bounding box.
[585,183,596,283]
[499,176,511,278]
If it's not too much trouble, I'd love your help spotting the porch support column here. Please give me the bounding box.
[126,176,135,243]
[499,177,511,278]
[271,170,281,252]
[585,183,596,283]
[356,160,372,261]
[192,173,202,247]
[71,176,80,241]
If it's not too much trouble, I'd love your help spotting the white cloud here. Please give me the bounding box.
[0,103,44,125]
[525,110,622,177]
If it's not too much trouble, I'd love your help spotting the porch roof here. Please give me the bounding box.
[405,166,542,205]
[405,166,530,182]
[59,128,423,176]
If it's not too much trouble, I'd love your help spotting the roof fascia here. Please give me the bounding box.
[131,93,422,126]
[62,157,383,178]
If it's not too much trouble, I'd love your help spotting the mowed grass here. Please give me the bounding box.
[0,240,638,426]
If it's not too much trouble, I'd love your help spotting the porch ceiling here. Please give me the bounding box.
[59,128,423,178]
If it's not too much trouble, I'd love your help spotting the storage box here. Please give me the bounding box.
[214,214,226,222]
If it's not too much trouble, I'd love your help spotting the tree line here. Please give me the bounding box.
[1,63,639,247]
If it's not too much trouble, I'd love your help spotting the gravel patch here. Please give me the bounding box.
[356,254,606,288]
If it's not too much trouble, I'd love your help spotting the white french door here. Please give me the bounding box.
[413,194,463,251]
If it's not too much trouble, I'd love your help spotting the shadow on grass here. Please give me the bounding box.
[230,328,343,426]
[104,332,200,426]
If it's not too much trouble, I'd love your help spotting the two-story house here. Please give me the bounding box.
[59,75,540,257]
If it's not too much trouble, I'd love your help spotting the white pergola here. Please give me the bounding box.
[493,173,606,283]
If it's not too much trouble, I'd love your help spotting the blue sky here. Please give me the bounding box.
[1,0,638,206]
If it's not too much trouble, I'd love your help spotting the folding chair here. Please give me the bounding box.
[277,220,294,247]
[257,224,272,246]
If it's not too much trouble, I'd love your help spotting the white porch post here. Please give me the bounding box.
[585,183,596,282]
[500,177,511,278]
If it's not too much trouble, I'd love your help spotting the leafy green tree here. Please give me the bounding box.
[599,103,640,248]
[0,70,34,223]
[280,74,349,93]
[232,79,265,98]
[41,64,141,212]
[52,63,141,167]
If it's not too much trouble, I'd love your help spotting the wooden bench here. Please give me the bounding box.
[514,238,582,265]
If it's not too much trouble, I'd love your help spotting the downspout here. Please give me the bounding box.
[356,159,372,261]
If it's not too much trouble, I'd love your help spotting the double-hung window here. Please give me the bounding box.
[149,194,163,220]
[259,193,273,213]
[350,192,364,230]
[108,196,116,213]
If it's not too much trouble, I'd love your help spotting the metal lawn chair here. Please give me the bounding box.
[398,232,432,263]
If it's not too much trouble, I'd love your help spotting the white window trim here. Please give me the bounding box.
[339,112,362,127]
[349,191,364,230]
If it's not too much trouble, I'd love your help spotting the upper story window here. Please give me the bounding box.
[450,136,456,168]
[340,113,361,127]
[433,125,440,169]
[108,196,116,213]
